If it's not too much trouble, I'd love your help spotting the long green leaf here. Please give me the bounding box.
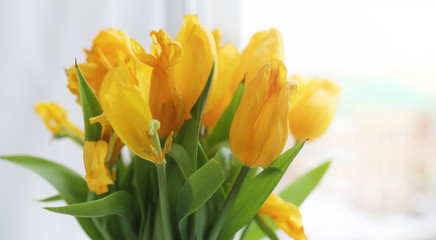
[1,155,103,240]
[167,144,193,179]
[175,63,215,170]
[1,155,88,203]
[245,160,331,239]
[219,141,305,239]
[206,83,244,149]
[76,62,102,141]
[37,194,62,202]
[177,158,226,233]
[132,155,157,240]
[46,191,133,218]
[281,160,331,206]
[213,146,242,195]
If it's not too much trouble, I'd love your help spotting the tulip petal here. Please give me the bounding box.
[83,141,114,195]
[174,14,217,119]
[246,82,295,167]
[203,43,240,128]
[132,31,185,136]
[99,64,157,162]
[258,194,308,240]
[233,28,284,86]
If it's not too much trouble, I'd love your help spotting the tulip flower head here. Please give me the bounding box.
[174,14,217,119]
[288,76,340,141]
[232,28,284,87]
[203,28,283,129]
[132,30,185,137]
[35,102,84,140]
[230,59,297,167]
[203,29,241,128]
[67,28,150,102]
[99,63,171,164]
[83,113,123,194]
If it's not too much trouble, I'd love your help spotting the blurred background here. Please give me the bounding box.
[1,0,436,239]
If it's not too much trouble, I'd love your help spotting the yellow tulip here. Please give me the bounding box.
[99,63,171,164]
[203,29,241,128]
[258,194,308,240]
[83,114,123,194]
[232,28,284,87]
[67,28,151,102]
[35,102,84,139]
[174,14,217,119]
[288,76,340,141]
[229,59,297,167]
[131,30,185,137]
[83,140,114,194]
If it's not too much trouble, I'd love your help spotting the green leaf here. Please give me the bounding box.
[175,62,215,170]
[206,83,244,149]
[46,191,133,218]
[165,156,187,240]
[213,146,242,195]
[281,160,331,206]
[167,144,193,179]
[1,155,88,203]
[219,141,306,239]
[177,158,226,232]
[76,62,102,141]
[37,194,62,202]
[243,160,331,240]
[1,155,103,240]
[132,155,158,240]
[197,142,209,168]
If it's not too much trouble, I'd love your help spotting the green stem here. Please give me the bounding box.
[254,215,278,240]
[56,127,84,146]
[207,165,251,240]
[119,216,137,239]
[104,132,118,163]
[119,160,134,191]
[156,162,174,240]
[92,218,113,240]
[239,219,253,240]
[86,192,113,240]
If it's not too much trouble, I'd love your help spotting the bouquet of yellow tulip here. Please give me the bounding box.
[2,14,340,240]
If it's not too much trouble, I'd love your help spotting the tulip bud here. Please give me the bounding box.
[229,59,297,167]
[288,76,340,141]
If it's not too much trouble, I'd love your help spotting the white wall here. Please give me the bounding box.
[0,1,165,239]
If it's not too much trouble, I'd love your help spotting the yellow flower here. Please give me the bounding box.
[173,14,217,119]
[232,28,284,86]
[258,194,308,240]
[83,140,114,194]
[67,28,151,102]
[202,29,241,128]
[288,76,340,141]
[99,63,171,164]
[229,59,297,167]
[35,102,84,139]
[83,114,123,194]
[202,29,283,129]
[131,30,185,137]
